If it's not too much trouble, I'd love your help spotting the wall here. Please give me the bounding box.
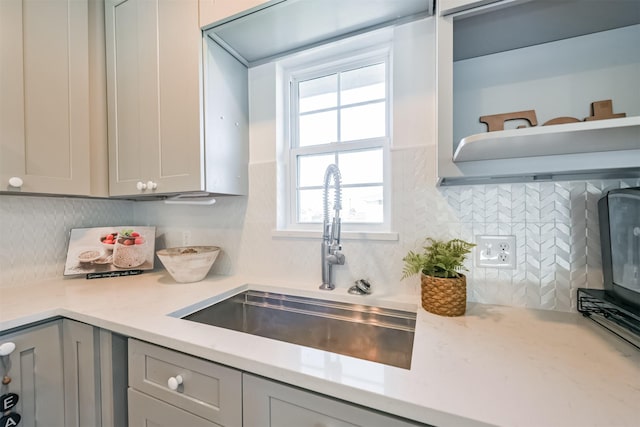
[1,17,638,312]
[0,196,133,288]
[2,177,637,312]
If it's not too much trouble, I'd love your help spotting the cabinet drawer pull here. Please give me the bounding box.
[167,375,183,391]
[136,181,147,191]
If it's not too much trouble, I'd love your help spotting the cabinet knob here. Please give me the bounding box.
[146,181,158,190]
[0,342,16,356]
[136,181,147,191]
[167,375,183,391]
[8,177,23,188]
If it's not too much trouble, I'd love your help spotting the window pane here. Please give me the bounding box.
[340,102,385,141]
[299,110,337,146]
[298,189,324,223]
[298,154,334,187]
[299,74,337,113]
[341,63,385,106]
[342,186,383,223]
[338,149,383,185]
[299,186,383,224]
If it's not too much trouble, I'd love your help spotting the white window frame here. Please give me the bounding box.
[282,45,393,234]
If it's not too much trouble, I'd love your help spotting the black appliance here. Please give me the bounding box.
[578,187,640,347]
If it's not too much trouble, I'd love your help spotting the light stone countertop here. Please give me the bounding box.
[1,272,639,427]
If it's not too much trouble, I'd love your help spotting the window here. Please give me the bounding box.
[286,49,391,231]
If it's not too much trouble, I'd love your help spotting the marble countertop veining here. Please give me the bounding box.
[1,272,639,427]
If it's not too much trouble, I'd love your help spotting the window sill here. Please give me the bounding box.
[271,229,399,241]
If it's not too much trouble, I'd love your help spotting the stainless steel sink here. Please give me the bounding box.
[181,290,416,369]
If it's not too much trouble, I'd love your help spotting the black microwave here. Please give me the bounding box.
[578,187,640,344]
[599,187,640,314]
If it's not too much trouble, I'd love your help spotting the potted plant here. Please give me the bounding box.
[402,238,475,316]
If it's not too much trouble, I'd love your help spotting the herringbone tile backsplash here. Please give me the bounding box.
[440,179,640,311]
[0,196,133,288]
[2,160,638,313]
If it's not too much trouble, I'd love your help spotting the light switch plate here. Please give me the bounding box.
[475,235,517,269]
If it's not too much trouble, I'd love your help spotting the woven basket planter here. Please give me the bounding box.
[420,273,466,316]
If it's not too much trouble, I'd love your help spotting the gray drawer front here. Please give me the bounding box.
[128,339,241,426]
[243,373,426,427]
[128,388,220,427]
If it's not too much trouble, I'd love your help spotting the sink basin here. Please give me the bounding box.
[181,290,416,369]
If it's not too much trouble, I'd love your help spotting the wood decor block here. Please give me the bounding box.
[479,110,538,132]
[584,99,626,121]
[542,117,581,126]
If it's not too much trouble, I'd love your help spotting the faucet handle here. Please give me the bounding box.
[334,252,345,265]
[349,279,372,295]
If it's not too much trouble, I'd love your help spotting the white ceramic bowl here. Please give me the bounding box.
[156,246,221,283]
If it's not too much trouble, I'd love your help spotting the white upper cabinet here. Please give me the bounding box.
[106,0,201,197]
[0,0,107,196]
[105,0,248,198]
[436,0,640,185]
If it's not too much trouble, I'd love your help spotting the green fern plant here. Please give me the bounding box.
[402,238,475,279]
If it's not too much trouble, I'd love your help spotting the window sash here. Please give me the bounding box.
[285,50,391,231]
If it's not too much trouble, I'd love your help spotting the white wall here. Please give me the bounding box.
[131,18,640,311]
[2,17,638,312]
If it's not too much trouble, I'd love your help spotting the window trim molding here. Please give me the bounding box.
[271,229,399,241]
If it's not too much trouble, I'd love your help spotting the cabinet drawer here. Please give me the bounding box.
[128,388,219,427]
[128,339,241,426]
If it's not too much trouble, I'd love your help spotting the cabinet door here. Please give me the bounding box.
[105,0,203,196]
[0,321,65,427]
[129,388,219,427]
[199,0,272,27]
[62,319,101,427]
[98,330,129,427]
[62,321,129,427]
[0,0,92,195]
[243,374,426,427]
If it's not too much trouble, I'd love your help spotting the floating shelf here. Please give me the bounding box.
[453,116,640,163]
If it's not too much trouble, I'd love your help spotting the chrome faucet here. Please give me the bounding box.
[320,164,345,290]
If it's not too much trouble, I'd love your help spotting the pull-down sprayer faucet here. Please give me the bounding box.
[320,164,345,290]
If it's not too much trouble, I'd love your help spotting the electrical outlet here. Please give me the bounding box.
[475,235,516,269]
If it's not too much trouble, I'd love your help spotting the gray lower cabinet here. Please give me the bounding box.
[62,319,128,427]
[128,339,242,427]
[0,320,65,427]
[128,339,426,427]
[243,374,425,427]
